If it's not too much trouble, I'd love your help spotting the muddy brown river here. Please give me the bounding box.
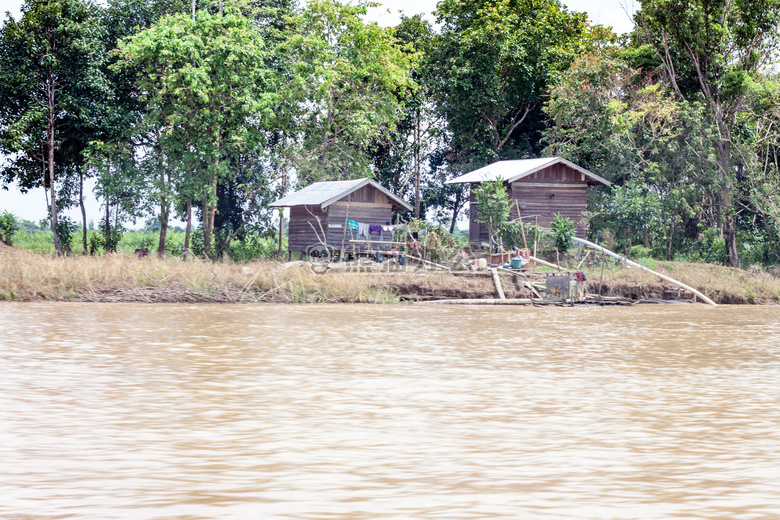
[2,302,780,519]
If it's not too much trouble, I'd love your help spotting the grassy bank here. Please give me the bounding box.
[3,244,780,304]
[589,260,780,304]
[0,245,398,303]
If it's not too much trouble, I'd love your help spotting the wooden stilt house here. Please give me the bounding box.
[270,178,412,255]
[447,157,611,247]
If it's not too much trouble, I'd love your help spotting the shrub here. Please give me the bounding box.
[402,218,462,262]
[473,179,511,250]
[0,211,19,246]
[56,216,77,253]
[550,213,576,252]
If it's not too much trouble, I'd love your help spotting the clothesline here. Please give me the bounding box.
[347,220,403,240]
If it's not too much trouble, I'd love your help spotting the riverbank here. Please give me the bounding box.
[2,244,780,304]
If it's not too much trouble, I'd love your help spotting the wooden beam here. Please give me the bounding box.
[492,268,506,300]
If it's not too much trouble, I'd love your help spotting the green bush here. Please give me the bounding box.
[56,217,77,252]
[402,218,462,261]
[89,232,105,255]
[0,211,19,246]
[550,213,576,252]
[227,234,281,262]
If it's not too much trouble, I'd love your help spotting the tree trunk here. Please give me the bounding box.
[104,201,111,253]
[47,99,61,255]
[203,174,218,259]
[184,200,192,261]
[202,198,211,257]
[449,190,462,234]
[157,168,169,258]
[414,111,421,218]
[724,218,739,267]
[666,220,675,261]
[716,139,740,267]
[278,171,286,256]
[79,168,87,254]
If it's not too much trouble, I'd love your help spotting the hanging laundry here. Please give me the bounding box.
[369,224,382,236]
[357,222,370,238]
[347,220,359,231]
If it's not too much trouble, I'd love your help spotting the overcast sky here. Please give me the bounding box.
[0,0,636,224]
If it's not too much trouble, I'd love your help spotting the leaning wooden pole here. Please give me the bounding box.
[491,268,506,300]
[571,237,717,306]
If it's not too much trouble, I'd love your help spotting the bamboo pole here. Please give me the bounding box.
[571,237,717,306]
[514,199,528,249]
[528,255,573,272]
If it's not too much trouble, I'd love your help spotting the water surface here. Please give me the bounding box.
[2,303,780,519]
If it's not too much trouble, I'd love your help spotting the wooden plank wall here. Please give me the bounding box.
[288,205,330,252]
[469,164,590,245]
[328,200,394,251]
[512,163,588,238]
[286,186,396,252]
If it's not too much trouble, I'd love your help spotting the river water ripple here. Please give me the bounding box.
[1,303,780,519]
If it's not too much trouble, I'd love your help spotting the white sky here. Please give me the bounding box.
[0,0,636,224]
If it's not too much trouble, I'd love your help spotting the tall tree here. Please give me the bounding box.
[433,0,590,164]
[115,9,278,257]
[635,0,780,267]
[369,14,442,219]
[0,0,110,254]
[280,0,416,184]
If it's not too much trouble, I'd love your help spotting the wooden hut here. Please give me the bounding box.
[447,157,611,246]
[270,178,412,255]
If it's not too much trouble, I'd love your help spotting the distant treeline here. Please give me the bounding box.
[2,0,780,266]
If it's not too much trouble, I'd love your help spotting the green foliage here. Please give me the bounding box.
[88,232,105,255]
[0,0,112,254]
[402,218,463,261]
[281,0,416,183]
[500,221,526,250]
[550,213,576,251]
[634,0,780,267]
[55,217,76,252]
[473,179,511,250]
[114,8,278,257]
[226,235,284,262]
[0,211,19,246]
[434,0,594,160]
[99,217,123,253]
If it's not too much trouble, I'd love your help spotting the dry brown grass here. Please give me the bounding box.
[585,260,780,304]
[3,244,780,304]
[0,245,399,303]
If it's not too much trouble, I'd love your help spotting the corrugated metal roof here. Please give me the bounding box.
[270,178,412,211]
[446,157,611,186]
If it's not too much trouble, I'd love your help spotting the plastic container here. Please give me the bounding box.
[517,248,530,259]
[511,257,523,269]
[477,258,488,269]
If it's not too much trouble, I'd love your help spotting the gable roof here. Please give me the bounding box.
[446,157,611,186]
[270,178,412,211]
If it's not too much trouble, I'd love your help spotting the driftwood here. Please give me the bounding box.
[524,282,543,299]
[571,237,717,306]
[491,268,506,300]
